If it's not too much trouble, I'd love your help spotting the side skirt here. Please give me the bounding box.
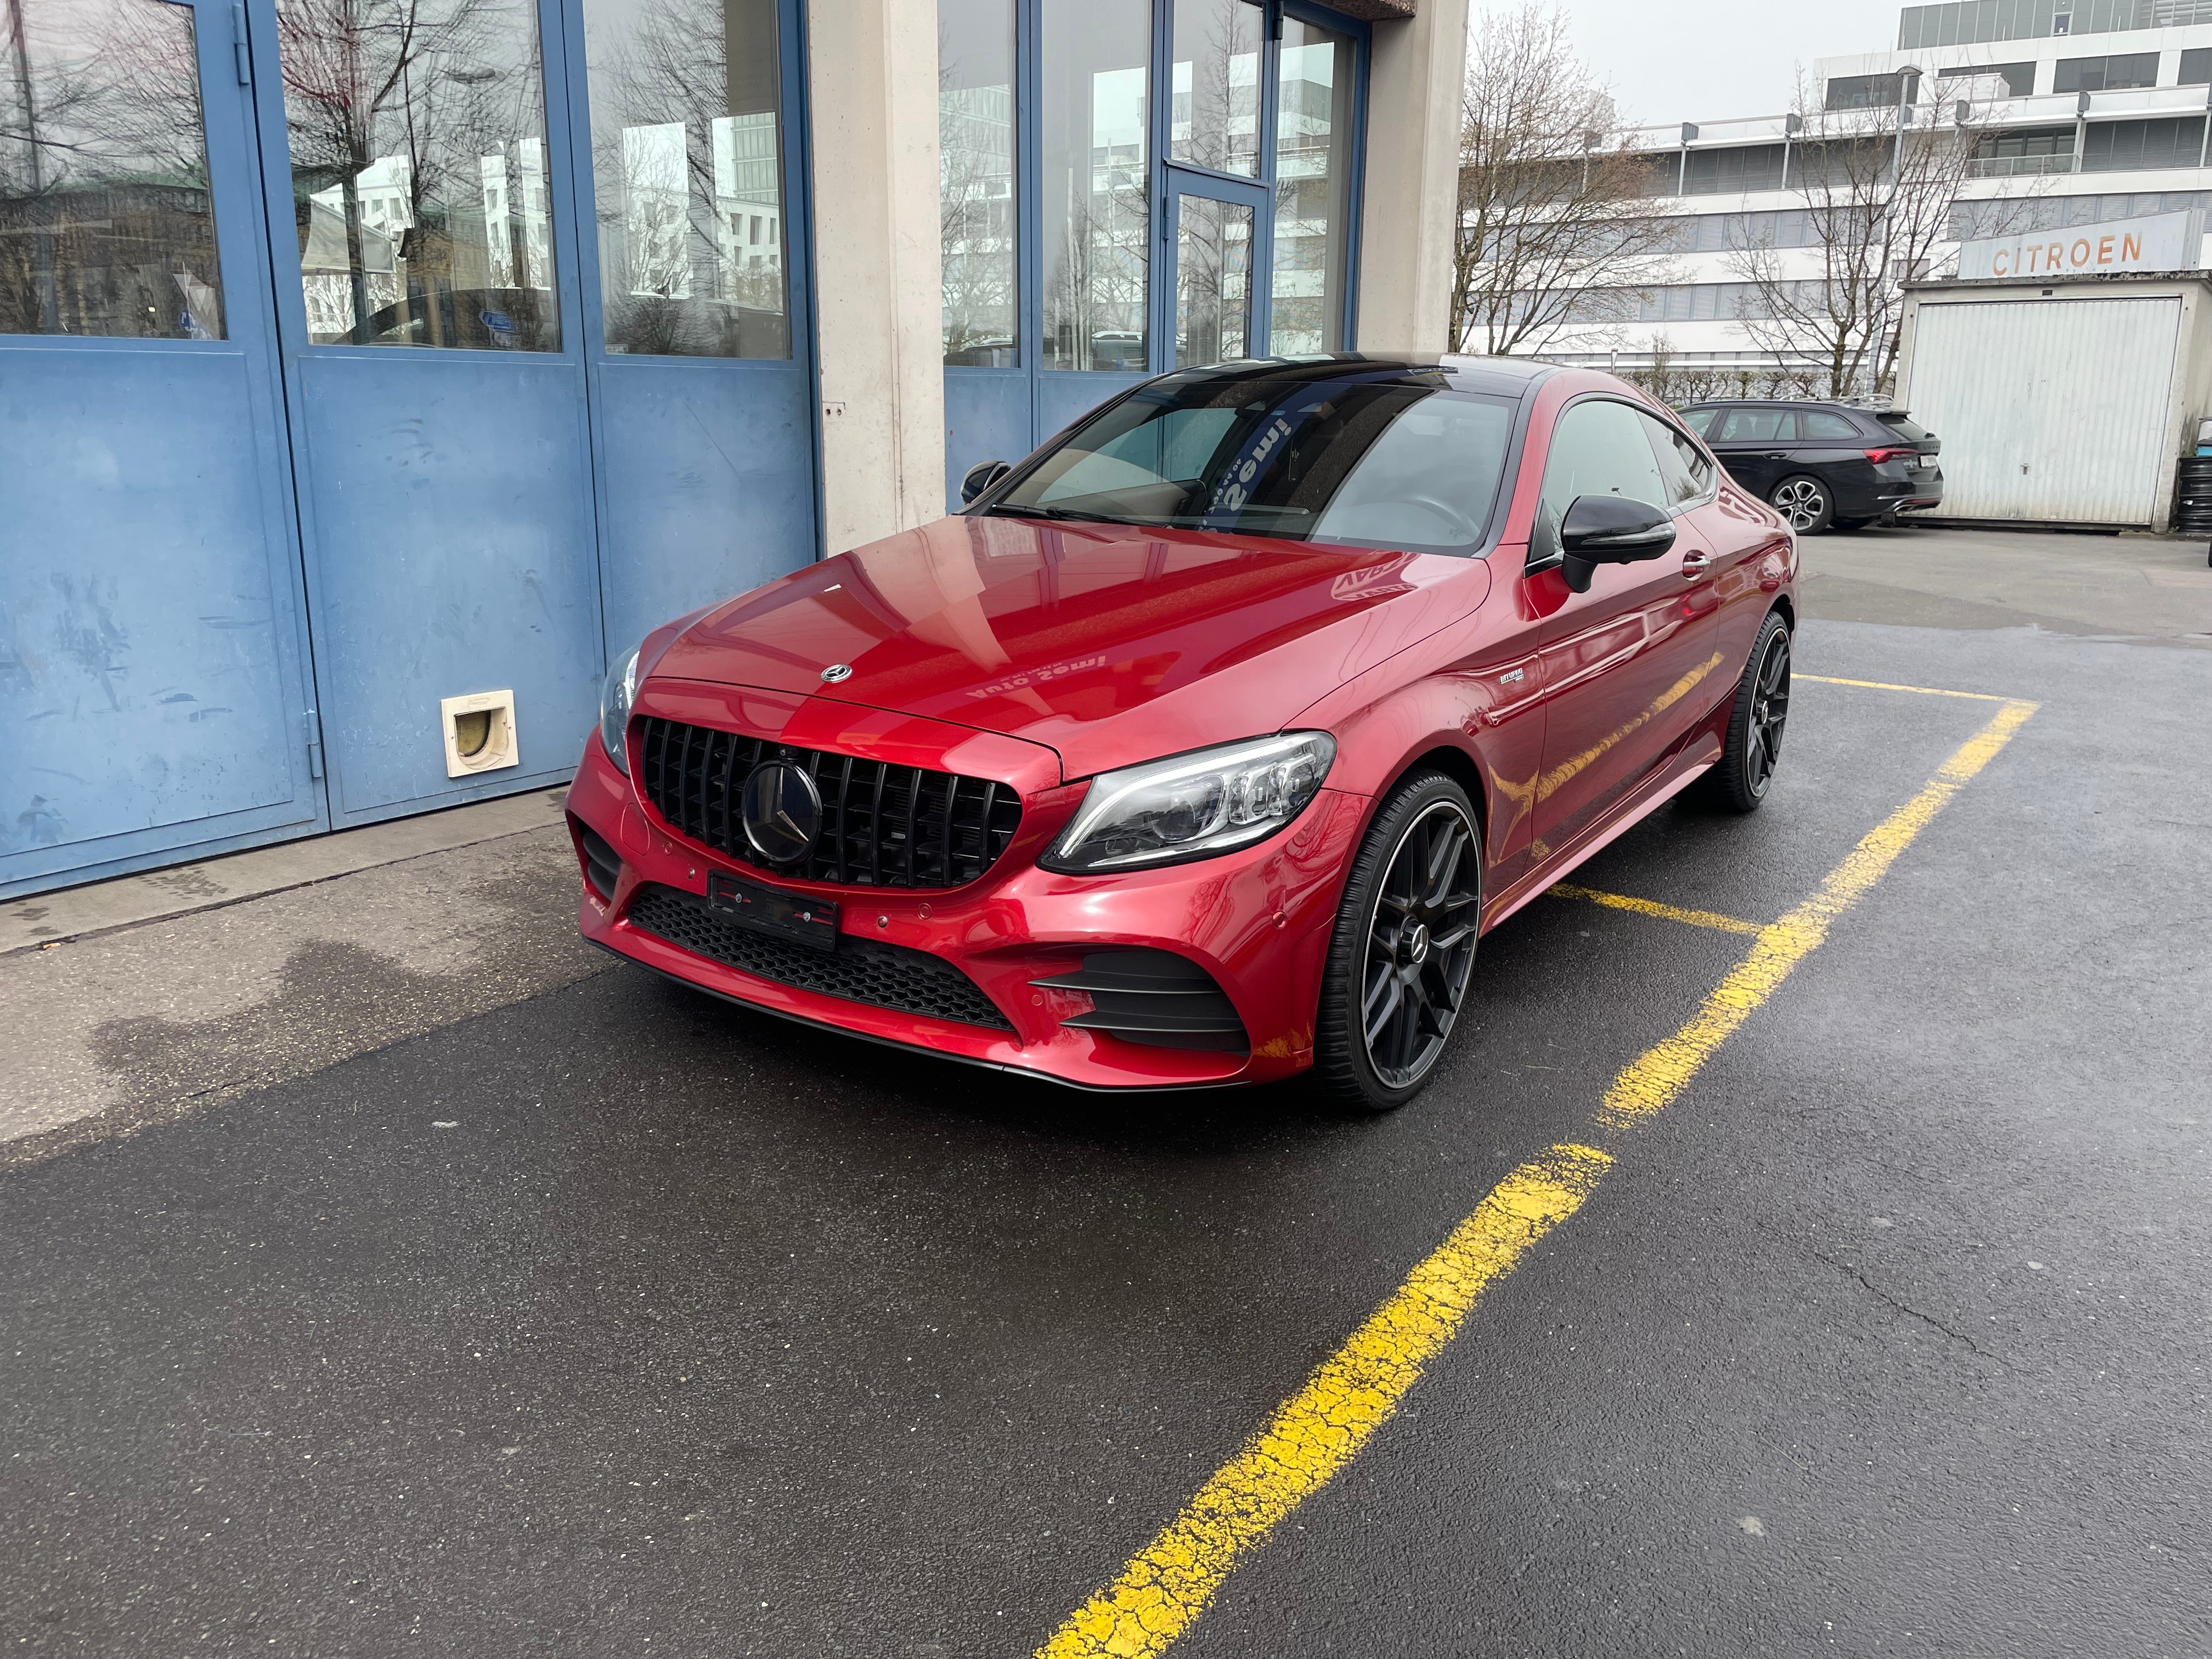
[1479,737,1723,934]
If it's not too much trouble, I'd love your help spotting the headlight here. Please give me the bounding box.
[599,646,639,774]
[1041,732,1336,873]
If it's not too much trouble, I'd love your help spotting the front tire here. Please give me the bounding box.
[1706,611,1792,812]
[1314,771,1482,1113]
[1770,475,1833,534]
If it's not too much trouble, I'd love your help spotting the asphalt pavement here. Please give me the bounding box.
[3,526,2208,1657]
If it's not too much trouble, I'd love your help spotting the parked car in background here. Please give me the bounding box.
[1678,400,1944,533]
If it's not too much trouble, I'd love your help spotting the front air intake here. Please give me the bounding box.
[1030,950,1250,1054]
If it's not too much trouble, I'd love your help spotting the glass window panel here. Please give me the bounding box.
[579,0,787,358]
[1041,0,1149,372]
[1172,194,1250,366]
[1170,0,1260,178]
[1639,410,1711,506]
[276,0,558,349]
[939,0,1015,365]
[1269,17,1351,355]
[1537,400,1671,545]
[1,0,223,338]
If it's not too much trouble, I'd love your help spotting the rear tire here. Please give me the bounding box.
[1314,771,1482,1114]
[1770,475,1833,534]
[1706,611,1792,813]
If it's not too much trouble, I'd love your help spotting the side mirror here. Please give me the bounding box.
[961,459,1011,504]
[1558,494,1675,591]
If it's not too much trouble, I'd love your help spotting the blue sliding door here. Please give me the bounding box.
[939,0,1367,509]
[1,0,323,897]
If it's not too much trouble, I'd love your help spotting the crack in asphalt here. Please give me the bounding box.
[1809,1249,2002,1362]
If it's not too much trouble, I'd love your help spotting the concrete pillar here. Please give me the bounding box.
[805,0,947,553]
[1352,0,1470,354]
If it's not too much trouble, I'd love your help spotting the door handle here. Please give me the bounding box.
[1680,550,1712,579]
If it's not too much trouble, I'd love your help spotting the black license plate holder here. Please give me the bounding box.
[706,871,839,952]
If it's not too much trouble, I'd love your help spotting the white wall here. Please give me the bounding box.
[806,0,948,554]
[1356,0,1474,353]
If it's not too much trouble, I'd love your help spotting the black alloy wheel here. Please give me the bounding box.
[1316,771,1482,1112]
[1770,475,1833,534]
[1708,611,1792,812]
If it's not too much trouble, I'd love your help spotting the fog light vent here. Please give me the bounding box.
[440,690,518,777]
[574,817,622,900]
[1030,950,1249,1054]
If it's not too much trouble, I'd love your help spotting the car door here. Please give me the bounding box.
[1704,405,1799,500]
[1527,398,1724,860]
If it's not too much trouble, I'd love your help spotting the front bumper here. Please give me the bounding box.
[566,701,1367,1091]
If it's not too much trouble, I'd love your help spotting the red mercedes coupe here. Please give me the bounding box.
[569,357,1796,1110]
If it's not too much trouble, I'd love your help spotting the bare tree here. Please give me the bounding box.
[1725,81,2033,398]
[1452,2,1678,356]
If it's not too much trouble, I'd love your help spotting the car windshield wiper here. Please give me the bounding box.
[983,502,1124,525]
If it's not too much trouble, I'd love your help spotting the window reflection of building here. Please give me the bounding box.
[0,0,227,339]
[1270,20,1351,355]
[273,0,562,351]
[1042,0,1149,371]
[1170,0,1260,178]
[581,0,789,359]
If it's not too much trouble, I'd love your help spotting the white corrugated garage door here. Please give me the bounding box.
[1908,297,2179,524]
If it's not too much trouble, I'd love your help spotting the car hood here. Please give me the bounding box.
[649,513,1490,780]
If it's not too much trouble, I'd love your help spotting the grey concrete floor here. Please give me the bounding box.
[2,529,2207,1657]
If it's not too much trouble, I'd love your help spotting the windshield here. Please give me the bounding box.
[988,369,1519,555]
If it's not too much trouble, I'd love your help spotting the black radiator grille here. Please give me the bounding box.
[625,884,1011,1030]
[636,716,1022,890]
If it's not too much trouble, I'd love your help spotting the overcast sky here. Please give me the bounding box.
[1513,0,1912,128]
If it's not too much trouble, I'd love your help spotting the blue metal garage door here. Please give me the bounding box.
[1,0,818,895]
[2,0,327,896]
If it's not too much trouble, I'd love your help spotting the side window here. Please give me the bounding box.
[1801,410,1861,441]
[1533,399,1671,563]
[1717,407,1796,443]
[1640,410,1714,506]
[1680,407,1722,438]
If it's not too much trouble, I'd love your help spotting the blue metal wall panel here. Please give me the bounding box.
[0,346,318,888]
[287,353,605,816]
[944,370,1037,510]
[592,359,820,655]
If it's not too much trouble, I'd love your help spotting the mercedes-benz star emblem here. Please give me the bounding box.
[741,760,823,865]
[820,663,853,683]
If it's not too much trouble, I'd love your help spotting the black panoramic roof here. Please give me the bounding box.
[1152,353,1556,402]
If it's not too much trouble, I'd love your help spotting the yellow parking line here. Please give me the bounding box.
[1548,883,1764,935]
[1035,1144,1612,1659]
[1032,695,2040,1659]
[1797,673,2012,702]
[1601,697,2036,1126]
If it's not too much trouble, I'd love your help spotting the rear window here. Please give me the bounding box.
[1801,410,1862,440]
[1877,411,1936,445]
